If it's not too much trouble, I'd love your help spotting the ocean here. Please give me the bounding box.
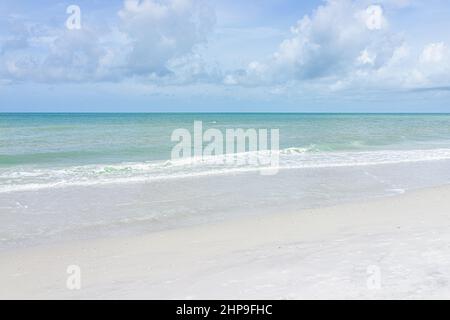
[2,113,450,248]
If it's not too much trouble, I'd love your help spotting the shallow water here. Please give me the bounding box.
[1,159,450,249]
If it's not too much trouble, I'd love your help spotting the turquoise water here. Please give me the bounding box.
[2,113,450,192]
[2,113,450,167]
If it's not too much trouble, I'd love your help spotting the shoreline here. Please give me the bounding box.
[1,185,450,299]
[3,158,450,251]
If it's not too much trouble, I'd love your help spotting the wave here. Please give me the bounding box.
[2,147,450,193]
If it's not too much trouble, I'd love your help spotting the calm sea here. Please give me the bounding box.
[2,113,450,193]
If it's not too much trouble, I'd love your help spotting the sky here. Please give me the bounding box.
[1,0,450,112]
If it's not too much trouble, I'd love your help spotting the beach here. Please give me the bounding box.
[2,0,450,303]
[1,185,450,299]
[2,113,450,299]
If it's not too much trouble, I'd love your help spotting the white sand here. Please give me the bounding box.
[1,186,450,299]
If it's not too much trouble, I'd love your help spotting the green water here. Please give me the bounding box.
[2,113,450,168]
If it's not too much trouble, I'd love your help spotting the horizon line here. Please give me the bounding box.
[1,112,450,115]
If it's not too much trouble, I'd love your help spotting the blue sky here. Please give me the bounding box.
[1,0,450,112]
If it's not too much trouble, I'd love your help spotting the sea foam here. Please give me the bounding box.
[2,147,450,193]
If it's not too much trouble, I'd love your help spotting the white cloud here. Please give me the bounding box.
[117,0,215,76]
[0,0,216,83]
[412,42,450,86]
[225,0,397,86]
[222,0,450,92]
[1,0,450,95]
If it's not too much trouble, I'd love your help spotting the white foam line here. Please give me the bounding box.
[2,148,450,193]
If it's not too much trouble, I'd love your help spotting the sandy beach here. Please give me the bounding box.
[1,185,449,300]
[3,0,450,304]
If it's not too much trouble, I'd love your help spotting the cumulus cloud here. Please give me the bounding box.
[225,0,397,86]
[0,0,216,83]
[1,0,450,94]
[117,0,215,76]
[223,0,450,92]
[413,42,450,86]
